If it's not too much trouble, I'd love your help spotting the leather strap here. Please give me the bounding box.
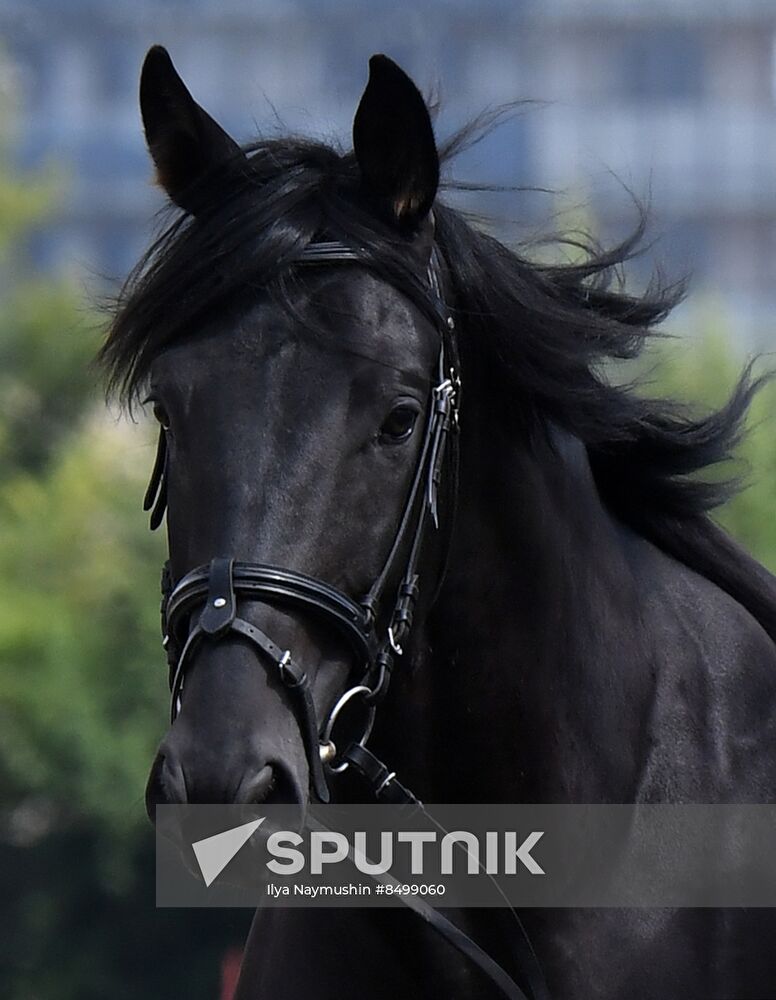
[342,743,420,805]
[341,743,551,1000]
[229,617,330,804]
[143,427,168,530]
[167,562,375,667]
[167,562,330,803]
[198,557,236,636]
[307,812,533,1000]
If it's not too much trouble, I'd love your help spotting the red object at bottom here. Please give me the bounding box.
[220,947,243,1000]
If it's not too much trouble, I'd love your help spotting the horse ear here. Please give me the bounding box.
[139,45,245,212]
[353,54,439,230]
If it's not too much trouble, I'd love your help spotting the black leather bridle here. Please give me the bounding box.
[143,240,550,1000]
[144,241,461,805]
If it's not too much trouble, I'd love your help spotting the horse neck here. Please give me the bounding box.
[385,407,656,803]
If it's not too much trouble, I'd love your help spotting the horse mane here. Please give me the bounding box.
[100,125,776,641]
[430,202,776,641]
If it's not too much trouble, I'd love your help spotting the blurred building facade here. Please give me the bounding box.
[1,0,776,343]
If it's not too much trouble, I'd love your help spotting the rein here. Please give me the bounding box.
[143,240,550,1000]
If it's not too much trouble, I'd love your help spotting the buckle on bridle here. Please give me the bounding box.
[433,376,454,410]
[388,626,403,656]
[277,649,295,685]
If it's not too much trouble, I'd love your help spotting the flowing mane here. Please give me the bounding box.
[101,128,776,640]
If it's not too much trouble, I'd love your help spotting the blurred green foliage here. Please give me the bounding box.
[0,417,166,841]
[639,318,776,574]
[0,135,774,996]
[0,278,97,474]
[0,141,94,477]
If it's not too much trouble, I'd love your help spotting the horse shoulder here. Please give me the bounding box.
[633,539,776,801]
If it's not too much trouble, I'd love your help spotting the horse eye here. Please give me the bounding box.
[152,402,171,431]
[380,404,419,443]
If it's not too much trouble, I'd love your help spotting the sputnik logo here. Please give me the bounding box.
[192,817,265,887]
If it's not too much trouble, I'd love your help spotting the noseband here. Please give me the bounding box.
[144,241,460,805]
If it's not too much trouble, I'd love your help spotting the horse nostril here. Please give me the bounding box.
[236,762,305,806]
[238,764,276,804]
[145,750,187,822]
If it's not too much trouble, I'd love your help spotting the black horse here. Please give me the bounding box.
[102,47,776,1000]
